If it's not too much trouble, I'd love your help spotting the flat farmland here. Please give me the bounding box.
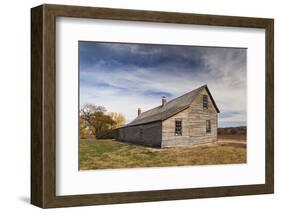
[79,134,246,170]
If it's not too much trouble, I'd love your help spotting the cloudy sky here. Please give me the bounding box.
[79,41,247,127]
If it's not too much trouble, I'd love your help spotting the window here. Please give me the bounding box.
[175,120,182,136]
[206,120,211,133]
[203,95,208,109]
[140,128,143,140]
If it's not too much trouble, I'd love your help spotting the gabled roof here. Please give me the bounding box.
[125,85,219,127]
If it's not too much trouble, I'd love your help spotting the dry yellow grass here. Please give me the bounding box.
[79,135,246,170]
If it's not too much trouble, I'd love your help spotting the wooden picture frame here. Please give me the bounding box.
[31,4,274,208]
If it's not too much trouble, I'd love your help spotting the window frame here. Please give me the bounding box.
[206,120,211,133]
[175,119,183,136]
[139,127,143,141]
[203,95,208,110]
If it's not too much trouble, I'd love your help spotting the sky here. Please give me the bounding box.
[79,41,247,127]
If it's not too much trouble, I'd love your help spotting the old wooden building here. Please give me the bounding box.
[116,85,220,148]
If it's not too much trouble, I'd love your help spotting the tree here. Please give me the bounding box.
[80,104,106,135]
[80,104,106,122]
[108,112,126,129]
[90,111,116,135]
[79,117,91,138]
[79,104,126,139]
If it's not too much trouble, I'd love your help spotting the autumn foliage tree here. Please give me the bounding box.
[80,104,125,139]
[90,111,116,133]
[79,118,91,139]
[108,112,126,129]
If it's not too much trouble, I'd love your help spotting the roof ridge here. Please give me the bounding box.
[123,84,220,127]
[136,105,161,118]
[129,84,207,125]
[164,84,206,106]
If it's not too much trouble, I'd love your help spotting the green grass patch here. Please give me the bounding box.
[79,139,246,170]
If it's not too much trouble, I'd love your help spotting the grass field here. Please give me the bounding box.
[79,135,246,170]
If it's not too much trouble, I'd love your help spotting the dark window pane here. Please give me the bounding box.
[203,95,208,109]
[140,128,143,141]
[206,120,211,133]
[175,120,182,136]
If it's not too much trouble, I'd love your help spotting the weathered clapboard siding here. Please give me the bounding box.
[116,121,162,147]
[161,88,217,148]
[187,88,217,145]
[162,108,190,147]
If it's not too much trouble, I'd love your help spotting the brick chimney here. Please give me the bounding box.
[137,108,141,116]
[162,96,167,106]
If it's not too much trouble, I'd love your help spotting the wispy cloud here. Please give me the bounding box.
[79,42,247,127]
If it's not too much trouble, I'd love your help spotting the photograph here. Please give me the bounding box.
[78,41,247,170]
[30,4,274,208]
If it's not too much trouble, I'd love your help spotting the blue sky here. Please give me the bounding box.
[79,41,247,127]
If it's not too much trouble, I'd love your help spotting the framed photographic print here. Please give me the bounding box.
[31,4,274,208]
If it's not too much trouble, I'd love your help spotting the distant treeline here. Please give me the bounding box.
[218,126,246,135]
